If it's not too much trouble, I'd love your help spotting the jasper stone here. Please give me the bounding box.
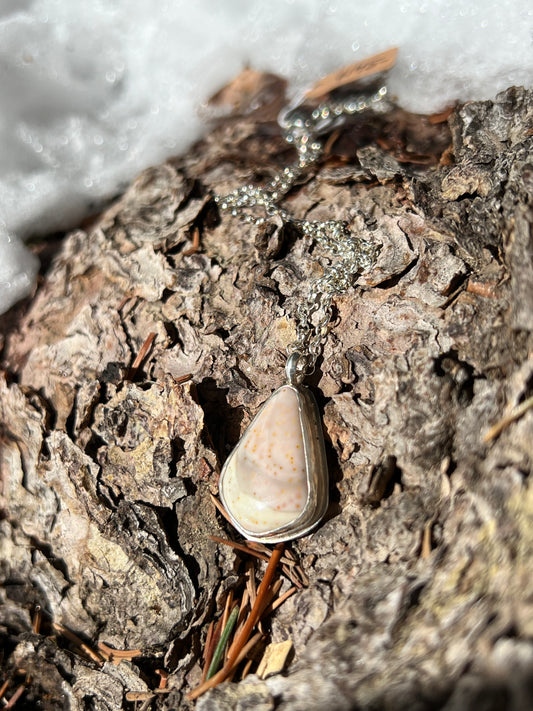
[219,384,328,542]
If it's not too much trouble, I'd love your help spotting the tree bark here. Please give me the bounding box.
[1,85,532,710]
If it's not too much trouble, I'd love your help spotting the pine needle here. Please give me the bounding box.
[183,226,201,256]
[262,586,297,616]
[32,605,42,634]
[187,544,284,701]
[0,679,10,701]
[4,684,25,709]
[200,620,216,684]
[52,622,104,665]
[484,395,533,441]
[127,332,156,380]
[210,533,307,587]
[206,605,239,679]
[220,590,234,639]
[210,535,270,563]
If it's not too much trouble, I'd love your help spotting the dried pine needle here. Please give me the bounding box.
[4,684,26,710]
[241,657,254,681]
[421,521,433,559]
[183,226,201,256]
[125,692,156,702]
[98,642,142,664]
[174,373,193,384]
[209,495,236,526]
[189,632,263,701]
[200,620,216,684]
[210,535,270,562]
[210,533,306,587]
[127,332,156,380]
[0,679,10,702]
[246,561,257,609]
[188,544,284,701]
[484,395,533,442]
[155,670,169,690]
[201,614,225,683]
[234,589,250,639]
[262,585,297,617]
[52,622,104,665]
[221,589,234,631]
[259,579,283,618]
[32,605,42,634]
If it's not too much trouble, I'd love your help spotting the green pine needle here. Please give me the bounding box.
[206,605,239,680]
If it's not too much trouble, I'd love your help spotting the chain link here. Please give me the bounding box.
[215,85,389,376]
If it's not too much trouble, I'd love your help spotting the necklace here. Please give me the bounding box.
[214,84,390,543]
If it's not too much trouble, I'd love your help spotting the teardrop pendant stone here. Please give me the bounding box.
[219,384,328,543]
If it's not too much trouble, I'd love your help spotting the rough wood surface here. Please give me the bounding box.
[1,84,533,710]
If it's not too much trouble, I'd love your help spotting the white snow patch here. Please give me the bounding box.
[1,0,532,312]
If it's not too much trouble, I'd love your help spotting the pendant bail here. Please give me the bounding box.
[286,351,310,386]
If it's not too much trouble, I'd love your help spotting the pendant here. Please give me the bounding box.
[219,359,328,543]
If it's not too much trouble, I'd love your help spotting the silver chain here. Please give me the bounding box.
[215,85,389,380]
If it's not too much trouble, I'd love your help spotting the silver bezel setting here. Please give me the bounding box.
[219,384,328,543]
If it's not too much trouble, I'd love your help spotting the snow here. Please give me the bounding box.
[1,0,532,313]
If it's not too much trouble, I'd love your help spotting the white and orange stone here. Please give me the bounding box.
[220,385,308,535]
